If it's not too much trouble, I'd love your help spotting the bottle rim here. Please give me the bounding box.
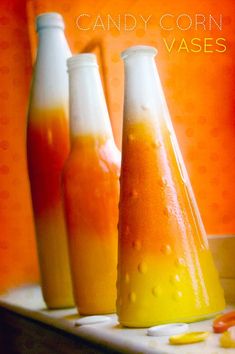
[36,12,65,32]
[121,45,158,60]
[67,54,98,71]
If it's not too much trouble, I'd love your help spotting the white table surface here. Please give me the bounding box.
[0,285,234,354]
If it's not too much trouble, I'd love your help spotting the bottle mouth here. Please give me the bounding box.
[121,45,158,60]
[36,12,65,31]
[67,54,98,71]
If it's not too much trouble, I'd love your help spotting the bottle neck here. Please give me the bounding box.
[37,27,70,56]
[29,27,71,112]
[68,65,113,141]
[123,54,166,125]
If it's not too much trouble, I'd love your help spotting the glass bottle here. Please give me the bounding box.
[27,13,74,308]
[63,54,121,315]
[117,45,225,327]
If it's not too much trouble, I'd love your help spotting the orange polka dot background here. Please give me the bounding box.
[0,0,234,292]
[0,0,39,293]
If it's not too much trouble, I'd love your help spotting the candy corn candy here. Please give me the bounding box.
[169,331,210,345]
[220,327,235,348]
[213,311,235,333]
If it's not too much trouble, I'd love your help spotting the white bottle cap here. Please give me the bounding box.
[36,12,65,32]
[121,45,157,60]
[67,54,98,71]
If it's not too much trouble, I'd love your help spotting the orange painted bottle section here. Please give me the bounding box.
[118,118,225,327]
[63,135,120,315]
[27,108,74,308]
[27,109,69,214]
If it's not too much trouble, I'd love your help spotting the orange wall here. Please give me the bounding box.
[0,0,39,293]
[0,0,234,293]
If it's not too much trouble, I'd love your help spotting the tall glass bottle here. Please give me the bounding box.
[117,46,225,327]
[63,54,120,314]
[27,13,74,308]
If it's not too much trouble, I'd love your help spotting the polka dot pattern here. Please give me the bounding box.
[0,140,9,150]
[0,165,10,174]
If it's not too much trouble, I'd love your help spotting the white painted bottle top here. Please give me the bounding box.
[121,45,164,125]
[36,12,65,31]
[121,45,157,59]
[29,12,71,111]
[67,54,113,137]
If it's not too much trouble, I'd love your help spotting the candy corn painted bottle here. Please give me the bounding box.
[117,46,225,327]
[27,13,74,308]
[63,54,120,314]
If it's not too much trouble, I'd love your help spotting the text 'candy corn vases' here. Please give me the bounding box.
[63,54,121,315]
[27,13,74,308]
[117,46,225,327]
